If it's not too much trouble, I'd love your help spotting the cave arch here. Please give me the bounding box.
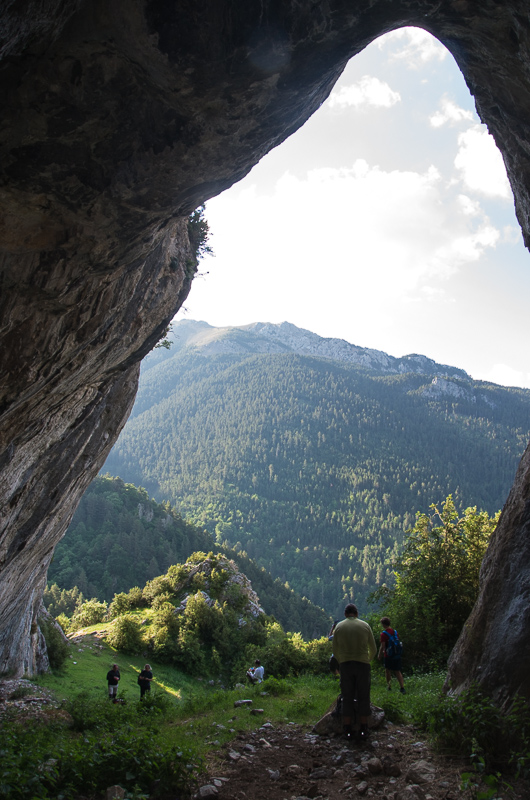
[1,1,530,705]
[193,26,528,383]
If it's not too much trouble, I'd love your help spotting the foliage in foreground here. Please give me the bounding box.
[427,686,530,775]
[369,496,499,666]
[5,635,530,800]
[0,691,197,800]
[39,615,70,672]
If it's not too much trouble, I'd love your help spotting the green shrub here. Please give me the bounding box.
[56,612,71,633]
[427,685,530,773]
[107,592,131,620]
[0,699,197,799]
[174,629,206,673]
[40,617,70,671]
[66,690,112,732]
[208,567,229,598]
[70,598,108,631]
[142,575,174,604]
[127,585,147,608]
[136,688,173,716]
[151,592,174,610]
[106,615,143,654]
[263,676,295,696]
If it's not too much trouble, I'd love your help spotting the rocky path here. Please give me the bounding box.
[200,718,525,800]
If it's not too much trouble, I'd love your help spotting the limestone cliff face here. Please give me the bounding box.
[1,0,530,702]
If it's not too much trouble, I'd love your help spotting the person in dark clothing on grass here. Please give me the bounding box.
[106,663,120,700]
[138,664,153,699]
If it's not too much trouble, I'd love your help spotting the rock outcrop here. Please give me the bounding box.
[1,0,530,704]
[446,440,530,709]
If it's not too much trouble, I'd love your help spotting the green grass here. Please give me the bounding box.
[7,634,448,799]
[370,663,447,724]
[32,633,446,754]
[31,633,340,761]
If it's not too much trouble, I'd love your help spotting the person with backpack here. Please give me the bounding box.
[379,616,405,694]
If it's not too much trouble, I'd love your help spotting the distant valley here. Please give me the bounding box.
[70,320,530,617]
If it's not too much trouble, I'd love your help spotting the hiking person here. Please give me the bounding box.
[379,616,405,694]
[106,663,120,700]
[138,664,153,698]
[246,659,264,684]
[332,603,377,742]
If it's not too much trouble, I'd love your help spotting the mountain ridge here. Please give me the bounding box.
[102,320,530,615]
[147,319,471,383]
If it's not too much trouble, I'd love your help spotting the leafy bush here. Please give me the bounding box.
[263,676,295,696]
[426,685,530,773]
[174,629,206,673]
[106,614,143,654]
[0,694,197,799]
[70,598,108,631]
[56,612,71,633]
[106,592,131,620]
[151,592,174,610]
[40,616,70,671]
[127,585,147,608]
[66,690,113,732]
[143,575,175,604]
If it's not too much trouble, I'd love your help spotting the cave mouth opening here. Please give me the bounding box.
[87,36,530,624]
[182,26,530,393]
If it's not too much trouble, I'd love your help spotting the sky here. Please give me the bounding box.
[177,27,530,389]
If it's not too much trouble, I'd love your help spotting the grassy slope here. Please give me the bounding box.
[32,630,445,765]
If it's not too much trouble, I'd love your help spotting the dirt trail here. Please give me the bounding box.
[202,717,526,800]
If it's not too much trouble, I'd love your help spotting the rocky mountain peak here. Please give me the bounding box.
[169,319,471,382]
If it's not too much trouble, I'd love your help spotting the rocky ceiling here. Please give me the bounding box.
[1,0,529,703]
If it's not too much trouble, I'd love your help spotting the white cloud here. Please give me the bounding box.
[196,159,501,346]
[378,27,447,67]
[329,75,401,109]
[479,364,530,389]
[455,126,511,198]
[457,195,481,216]
[501,225,523,244]
[430,97,474,128]
[182,25,530,390]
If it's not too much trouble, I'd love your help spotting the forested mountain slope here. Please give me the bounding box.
[102,321,530,616]
[49,475,330,639]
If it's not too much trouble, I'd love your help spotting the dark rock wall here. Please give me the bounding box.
[446,441,530,709]
[1,0,530,699]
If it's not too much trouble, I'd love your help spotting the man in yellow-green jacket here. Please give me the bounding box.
[332,603,377,742]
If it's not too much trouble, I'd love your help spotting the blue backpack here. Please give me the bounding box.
[385,629,403,658]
